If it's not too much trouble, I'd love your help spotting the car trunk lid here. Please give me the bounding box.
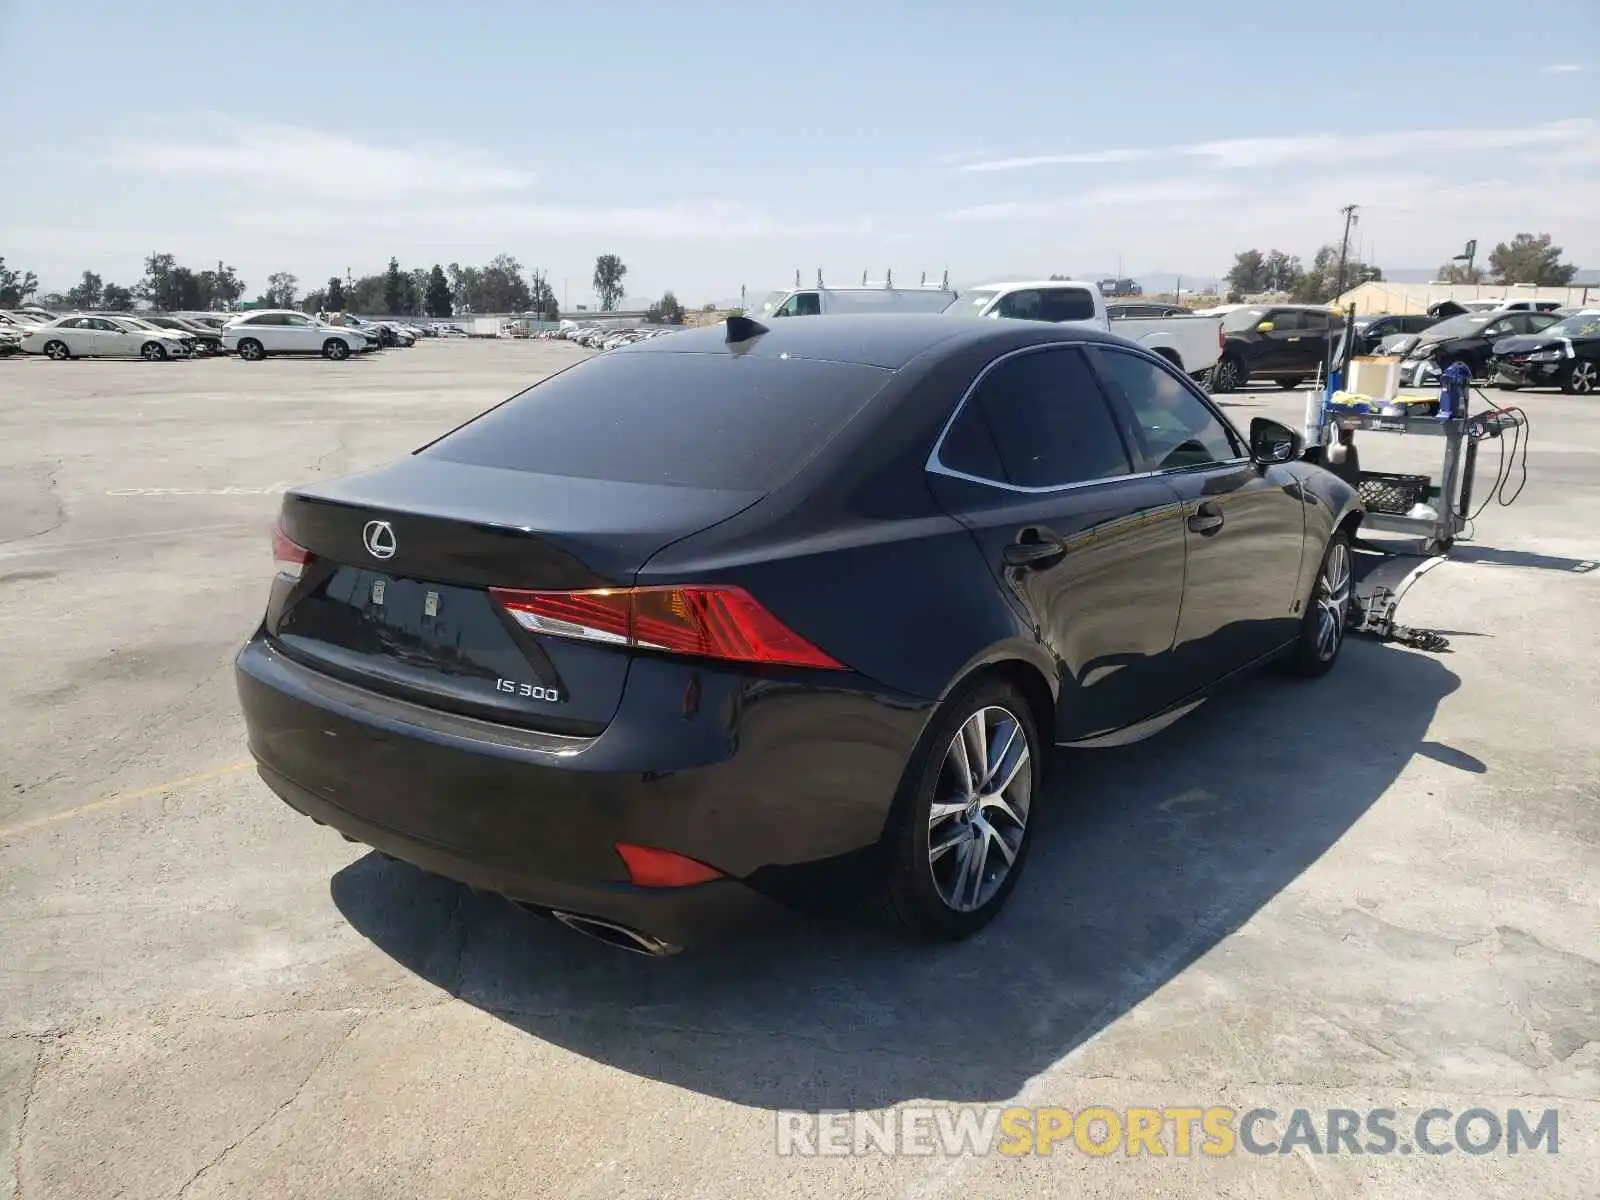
[267,456,762,734]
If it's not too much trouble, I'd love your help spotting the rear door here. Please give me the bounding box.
[54,317,96,356]
[1088,345,1308,690]
[925,344,1190,740]
[1296,309,1332,374]
[1255,308,1305,375]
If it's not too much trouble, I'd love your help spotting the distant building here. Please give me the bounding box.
[1331,280,1597,315]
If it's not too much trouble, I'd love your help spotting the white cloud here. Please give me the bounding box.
[958,119,1600,174]
[101,115,537,200]
[1545,62,1585,74]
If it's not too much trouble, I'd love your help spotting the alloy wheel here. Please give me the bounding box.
[142,342,166,361]
[45,341,69,361]
[1570,361,1597,395]
[927,705,1031,912]
[1314,539,1351,661]
[1214,358,1242,392]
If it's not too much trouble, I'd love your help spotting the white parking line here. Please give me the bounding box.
[0,521,263,561]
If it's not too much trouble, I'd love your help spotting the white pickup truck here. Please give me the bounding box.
[945,280,1224,384]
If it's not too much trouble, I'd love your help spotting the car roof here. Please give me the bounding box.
[964,279,1100,291]
[616,312,1130,370]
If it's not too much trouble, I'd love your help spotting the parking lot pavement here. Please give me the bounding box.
[2,344,1597,1199]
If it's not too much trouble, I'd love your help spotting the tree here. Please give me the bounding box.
[1435,261,1484,284]
[479,253,530,312]
[348,273,386,314]
[1287,244,1380,304]
[645,290,686,326]
[101,283,135,311]
[263,271,299,308]
[447,262,483,312]
[528,268,559,320]
[382,257,406,315]
[1225,250,1267,298]
[301,289,328,315]
[1488,233,1577,286]
[196,263,245,310]
[136,252,179,309]
[410,268,429,317]
[0,257,39,306]
[65,271,104,310]
[326,276,346,310]
[425,265,453,317]
[593,254,627,311]
[701,302,718,312]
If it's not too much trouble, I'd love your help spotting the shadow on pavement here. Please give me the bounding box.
[1446,545,1598,573]
[332,639,1459,1109]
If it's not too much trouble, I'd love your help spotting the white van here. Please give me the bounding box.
[749,279,957,320]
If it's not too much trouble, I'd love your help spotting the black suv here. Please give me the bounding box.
[1213,305,1338,390]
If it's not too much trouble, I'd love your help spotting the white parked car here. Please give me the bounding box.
[0,309,47,336]
[223,310,369,361]
[22,314,193,360]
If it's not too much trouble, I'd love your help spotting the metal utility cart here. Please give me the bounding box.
[1303,311,1528,646]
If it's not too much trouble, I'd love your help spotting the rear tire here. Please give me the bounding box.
[237,338,265,362]
[323,338,350,361]
[878,677,1042,940]
[44,340,71,361]
[1561,359,1597,396]
[1213,355,1246,392]
[1285,530,1353,678]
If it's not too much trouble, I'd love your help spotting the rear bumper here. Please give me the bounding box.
[235,635,928,945]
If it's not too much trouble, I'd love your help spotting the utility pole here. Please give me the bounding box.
[1334,204,1359,301]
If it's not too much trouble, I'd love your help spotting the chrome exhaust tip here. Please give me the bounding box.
[550,910,681,957]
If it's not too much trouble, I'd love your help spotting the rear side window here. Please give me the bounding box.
[994,288,1097,323]
[938,347,1132,488]
[424,352,891,490]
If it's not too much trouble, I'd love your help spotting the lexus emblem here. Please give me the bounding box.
[362,520,397,560]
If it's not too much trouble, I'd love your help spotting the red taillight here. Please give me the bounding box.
[272,522,311,580]
[615,843,724,888]
[490,584,844,670]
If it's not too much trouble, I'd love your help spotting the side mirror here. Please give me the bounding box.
[1256,321,1275,332]
[1249,417,1302,465]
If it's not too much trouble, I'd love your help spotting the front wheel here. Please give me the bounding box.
[141,341,168,361]
[237,338,266,362]
[323,338,351,361]
[1562,359,1597,396]
[1212,356,1246,392]
[1285,530,1353,678]
[879,677,1041,940]
[44,340,71,361]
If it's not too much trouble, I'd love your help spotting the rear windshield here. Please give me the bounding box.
[423,351,892,490]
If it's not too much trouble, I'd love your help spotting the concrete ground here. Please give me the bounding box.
[1,341,1596,1199]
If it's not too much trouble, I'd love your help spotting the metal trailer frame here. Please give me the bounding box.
[1302,306,1526,645]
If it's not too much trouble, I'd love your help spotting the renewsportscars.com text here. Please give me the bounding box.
[775,1106,1559,1158]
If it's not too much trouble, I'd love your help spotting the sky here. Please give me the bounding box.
[1,0,1596,307]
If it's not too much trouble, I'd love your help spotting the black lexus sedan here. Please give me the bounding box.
[1489,309,1600,394]
[236,315,1363,952]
